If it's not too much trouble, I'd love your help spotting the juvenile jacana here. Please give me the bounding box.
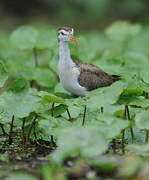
[58,26,120,97]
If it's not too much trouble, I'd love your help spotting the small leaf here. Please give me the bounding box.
[51,104,68,117]
[38,91,65,104]
[8,77,29,93]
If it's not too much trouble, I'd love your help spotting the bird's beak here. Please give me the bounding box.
[69,37,78,44]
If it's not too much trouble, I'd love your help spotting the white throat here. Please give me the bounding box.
[59,41,74,69]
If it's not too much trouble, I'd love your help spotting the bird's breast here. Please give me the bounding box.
[58,64,87,96]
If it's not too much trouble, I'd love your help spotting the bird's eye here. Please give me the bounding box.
[61,32,65,35]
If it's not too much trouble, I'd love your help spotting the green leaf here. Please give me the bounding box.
[118,155,142,177]
[41,164,66,180]
[0,88,40,118]
[37,116,71,140]
[90,113,128,139]
[35,28,57,50]
[141,70,149,84]
[122,88,143,96]
[128,144,149,156]
[0,61,8,88]
[118,96,149,107]
[8,77,29,92]
[51,126,108,164]
[5,173,37,180]
[135,110,149,130]
[10,26,38,50]
[92,155,120,172]
[87,81,124,110]
[51,104,68,117]
[105,21,142,41]
[54,83,69,94]
[32,68,57,88]
[38,91,65,104]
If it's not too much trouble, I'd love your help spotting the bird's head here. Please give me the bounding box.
[58,26,78,44]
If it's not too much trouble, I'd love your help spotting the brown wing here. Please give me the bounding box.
[74,61,120,91]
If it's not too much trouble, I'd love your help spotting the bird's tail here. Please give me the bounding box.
[112,74,121,82]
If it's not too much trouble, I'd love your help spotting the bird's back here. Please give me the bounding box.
[74,60,120,91]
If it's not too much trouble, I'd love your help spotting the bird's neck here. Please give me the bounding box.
[59,41,74,68]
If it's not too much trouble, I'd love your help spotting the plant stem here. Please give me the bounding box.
[112,138,116,153]
[50,104,56,145]
[33,124,37,140]
[8,115,15,145]
[101,106,104,113]
[22,118,27,147]
[33,48,38,67]
[0,123,8,136]
[121,106,127,154]
[51,103,55,117]
[145,130,149,143]
[126,105,134,143]
[51,135,55,144]
[145,92,149,99]
[27,115,37,141]
[66,108,72,121]
[122,129,125,154]
[82,105,87,126]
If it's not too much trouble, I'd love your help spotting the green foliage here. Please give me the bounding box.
[91,113,128,139]
[38,91,65,104]
[0,61,8,88]
[0,21,149,179]
[0,78,39,118]
[51,126,108,164]
[10,26,38,50]
[135,110,149,130]
[5,173,37,180]
[128,144,149,156]
[8,77,29,92]
[105,21,142,41]
[87,81,125,109]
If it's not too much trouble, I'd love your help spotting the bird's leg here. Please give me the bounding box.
[82,105,87,126]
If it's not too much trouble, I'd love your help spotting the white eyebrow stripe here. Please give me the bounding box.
[59,30,69,35]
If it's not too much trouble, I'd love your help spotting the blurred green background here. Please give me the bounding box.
[0,0,149,31]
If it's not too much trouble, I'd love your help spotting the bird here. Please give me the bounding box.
[58,26,120,97]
